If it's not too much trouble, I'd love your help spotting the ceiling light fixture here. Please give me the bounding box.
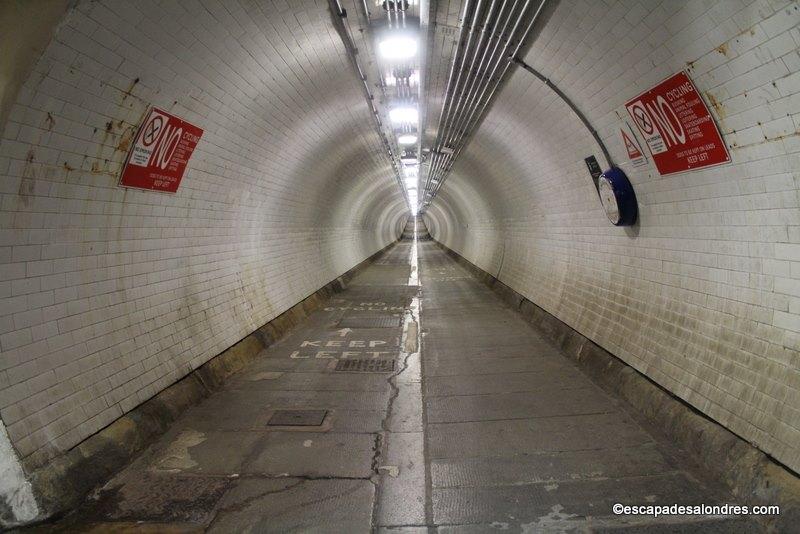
[389,107,418,124]
[378,36,418,60]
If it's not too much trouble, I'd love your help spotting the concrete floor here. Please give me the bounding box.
[38,234,761,533]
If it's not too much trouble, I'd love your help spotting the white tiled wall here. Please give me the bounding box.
[425,0,800,472]
[0,0,407,467]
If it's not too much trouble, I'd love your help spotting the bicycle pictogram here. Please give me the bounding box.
[630,103,653,135]
[142,115,164,146]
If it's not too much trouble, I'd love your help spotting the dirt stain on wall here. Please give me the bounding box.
[705,92,726,120]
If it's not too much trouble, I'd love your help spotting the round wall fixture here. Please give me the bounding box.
[598,167,638,226]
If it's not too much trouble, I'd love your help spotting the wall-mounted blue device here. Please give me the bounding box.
[598,167,638,226]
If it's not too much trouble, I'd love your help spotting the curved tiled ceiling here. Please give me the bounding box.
[0,0,799,490]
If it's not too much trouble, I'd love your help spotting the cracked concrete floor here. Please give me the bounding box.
[36,236,760,533]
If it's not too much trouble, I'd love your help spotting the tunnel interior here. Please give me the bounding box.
[0,0,799,531]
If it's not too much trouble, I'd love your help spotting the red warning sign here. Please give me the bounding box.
[626,71,729,175]
[119,107,203,193]
[620,127,646,167]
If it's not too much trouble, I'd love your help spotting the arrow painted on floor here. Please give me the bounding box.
[336,328,353,337]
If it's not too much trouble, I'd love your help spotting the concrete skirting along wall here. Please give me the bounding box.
[430,239,800,532]
[8,240,399,528]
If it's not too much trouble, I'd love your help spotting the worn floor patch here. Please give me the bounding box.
[240,432,376,478]
[80,473,230,524]
[151,430,207,472]
[207,478,375,533]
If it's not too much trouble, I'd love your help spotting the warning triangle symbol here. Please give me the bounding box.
[621,129,643,160]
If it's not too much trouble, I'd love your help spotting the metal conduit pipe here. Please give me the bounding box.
[441,0,512,146]
[434,0,472,133]
[447,2,532,139]
[426,0,507,194]
[460,0,548,140]
[422,0,548,209]
[425,0,472,187]
[441,0,524,153]
[423,0,528,200]
[428,0,521,188]
[415,0,434,175]
[432,0,485,161]
[425,0,527,196]
[432,0,489,153]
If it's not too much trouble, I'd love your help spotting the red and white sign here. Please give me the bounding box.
[620,124,647,168]
[625,71,729,175]
[119,107,203,193]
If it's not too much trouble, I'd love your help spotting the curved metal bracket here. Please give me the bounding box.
[510,55,614,169]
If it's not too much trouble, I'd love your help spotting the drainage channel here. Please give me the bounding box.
[371,222,426,529]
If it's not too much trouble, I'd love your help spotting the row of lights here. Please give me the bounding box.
[381,40,419,149]
[376,3,420,214]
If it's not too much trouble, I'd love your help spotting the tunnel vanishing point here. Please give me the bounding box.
[1,0,800,532]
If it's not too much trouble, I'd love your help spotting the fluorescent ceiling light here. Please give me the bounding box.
[379,36,418,60]
[398,134,417,145]
[389,107,418,124]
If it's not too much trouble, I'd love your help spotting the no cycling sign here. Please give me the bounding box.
[625,71,729,176]
[119,107,204,193]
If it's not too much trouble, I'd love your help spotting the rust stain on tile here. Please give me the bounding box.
[705,91,726,120]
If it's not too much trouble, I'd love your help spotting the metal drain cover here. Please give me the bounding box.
[335,359,396,373]
[267,410,327,426]
[337,315,402,328]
